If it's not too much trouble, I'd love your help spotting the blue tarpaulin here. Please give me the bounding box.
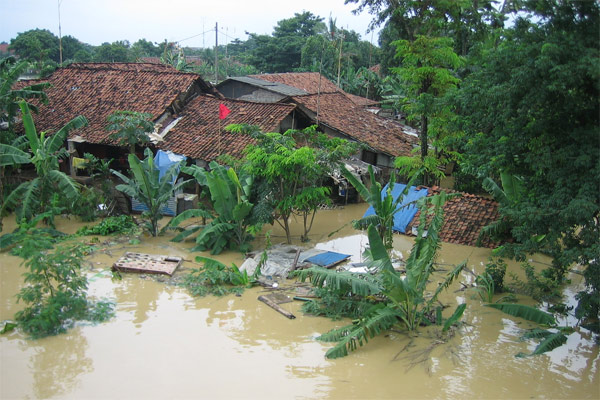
[304,251,351,268]
[155,150,186,183]
[363,184,429,233]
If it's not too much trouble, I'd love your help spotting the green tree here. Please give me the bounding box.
[391,35,462,185]
[131,38,161,59]
[94,41,132,62]
[341,164,420,249]
[242,126,355,244]
[247,12,326,72]
[1,101,87,225]
[106,110,154,154]
[60,35,86,61]
[455,1,599,328]
[9,29,60,64]
[111,148,189,237]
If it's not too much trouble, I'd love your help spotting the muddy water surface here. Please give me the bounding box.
[1,205,598,399]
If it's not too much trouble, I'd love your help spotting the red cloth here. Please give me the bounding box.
[219,103,231,119]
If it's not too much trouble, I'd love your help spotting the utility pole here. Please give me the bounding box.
[336,33,344,88]
[214,22,218,84]
[58,0,63,65]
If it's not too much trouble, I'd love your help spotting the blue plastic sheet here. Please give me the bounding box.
[155,150,186,183]
[363,183,429,233]
[304,251,351,267]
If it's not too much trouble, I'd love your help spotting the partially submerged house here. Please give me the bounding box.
[285,92,418,171]
[363,184,500,248]
[407,187,500,248]
[18,62,220,169]
[158,95,304,165]
[218,72,417,171]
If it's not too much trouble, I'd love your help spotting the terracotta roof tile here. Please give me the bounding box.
[406,186,501,248]
[159,96,296,161]
[19,63,213,145]
[249,72,379,107]
[289,92,417,157]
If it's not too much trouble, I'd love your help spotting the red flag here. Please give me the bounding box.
[219,103,231,120]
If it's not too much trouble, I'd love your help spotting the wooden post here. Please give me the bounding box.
[258,295,296,319]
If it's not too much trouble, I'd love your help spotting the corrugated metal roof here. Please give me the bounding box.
[222,76,308,96]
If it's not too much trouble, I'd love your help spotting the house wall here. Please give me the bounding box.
[218,81,285,103]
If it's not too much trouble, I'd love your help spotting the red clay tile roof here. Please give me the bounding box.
[249,72,379,107]
[407,186,501,248]
[20,63,213,145]
[159,96,296,161]
[288,92,417,158]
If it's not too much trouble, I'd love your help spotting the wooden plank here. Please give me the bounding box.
[258,295,296,319]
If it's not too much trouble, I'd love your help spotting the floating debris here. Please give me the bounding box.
[112,252,183,276]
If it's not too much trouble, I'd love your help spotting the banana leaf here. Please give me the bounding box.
[486,303,556,326]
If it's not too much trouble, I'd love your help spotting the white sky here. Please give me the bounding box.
[1,0,380,48]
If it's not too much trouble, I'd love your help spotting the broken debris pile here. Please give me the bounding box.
[240,244,351,278]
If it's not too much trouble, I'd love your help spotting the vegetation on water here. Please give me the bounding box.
[240,125,357,244]
[182,256,252,297]
[9,232,113,339]
[1,0,597,356]
[76,215,138,236]
[297,193,467,358]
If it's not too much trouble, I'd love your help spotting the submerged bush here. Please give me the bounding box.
[182,256,252,297]
[77,215,137,236]
[15,242,114,338]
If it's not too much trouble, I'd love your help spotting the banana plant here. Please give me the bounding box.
[296,192,468,358]
[112,148,190,236]
[341,164,421,249]
[1,101,87,227]
[166,161,258,254]
[477,171,525,244]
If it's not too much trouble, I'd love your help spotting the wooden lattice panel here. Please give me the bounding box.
[113,252,183,276]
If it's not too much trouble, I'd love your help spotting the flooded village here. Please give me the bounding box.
[1,1,599,399]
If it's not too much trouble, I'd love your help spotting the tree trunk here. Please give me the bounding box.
[420,114,429,186]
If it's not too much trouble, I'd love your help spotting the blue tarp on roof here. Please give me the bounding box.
[363,183,429,233]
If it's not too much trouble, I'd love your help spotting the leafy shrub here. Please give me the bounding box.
[15,242,114,338]
[182,256,251,297]
[77,215,137,236]
[485,257,507,293]
[72,186,104,222]
[0,212,67,257]
[509,262,563,303]
[301,287,375,320]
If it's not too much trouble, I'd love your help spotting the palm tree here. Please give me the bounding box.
[1,101,88,226]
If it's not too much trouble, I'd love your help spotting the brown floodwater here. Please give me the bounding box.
[1,205,598,399]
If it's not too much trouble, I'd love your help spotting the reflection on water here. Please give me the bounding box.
[1,206,599,399]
